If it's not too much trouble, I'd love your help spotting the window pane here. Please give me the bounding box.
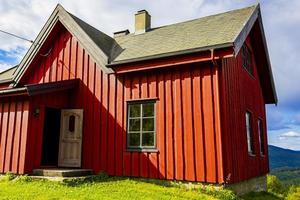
[143,103,154,117]
[258,120,265,155]
[129,104,140,117]
[142,132,154,146]
[68,115,75,133]
[129,119,141,131]
[129,133,140,147]
[245,112,253,154]
[142,118,154,131]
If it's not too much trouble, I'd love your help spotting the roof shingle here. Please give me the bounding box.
[111,5,256,64]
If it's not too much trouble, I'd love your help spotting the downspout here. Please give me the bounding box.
[210,49,226,184]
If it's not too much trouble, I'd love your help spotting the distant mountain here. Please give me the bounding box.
[269,145,300,170]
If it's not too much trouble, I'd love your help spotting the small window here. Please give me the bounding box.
[127,101,156,149]
[258,119,265,155]
[69,115,75,133]
[242,44,253,75]
[245,111,254,155]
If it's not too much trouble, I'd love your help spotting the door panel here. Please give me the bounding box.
[58,109,83,167]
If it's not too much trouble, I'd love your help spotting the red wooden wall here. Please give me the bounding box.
[219,37,269,183]
[0,23,270,184]
[12,25,224,183]
[0,97,30,174]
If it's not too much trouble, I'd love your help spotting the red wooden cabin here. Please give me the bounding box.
[0,4,277,186]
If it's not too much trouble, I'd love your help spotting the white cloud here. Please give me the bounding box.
[0,0,300,150]
[0,62,13,72]
[279,131,300,139]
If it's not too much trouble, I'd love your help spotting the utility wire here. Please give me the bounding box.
[0,29,34,44]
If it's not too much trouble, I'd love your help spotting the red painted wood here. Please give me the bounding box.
[0,102,10,172]
[0,24,269,185]
[220,36,269,183]
[11,101,22,173]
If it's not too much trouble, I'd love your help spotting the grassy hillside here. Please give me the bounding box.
[268,145,300,170]
[271,168,300,185]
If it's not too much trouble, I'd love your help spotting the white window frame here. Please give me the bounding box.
[127,101,156,149]
[258,119,265,156]
[245,111,254,155]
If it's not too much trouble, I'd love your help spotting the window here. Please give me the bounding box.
[258,119,265,155]
[245,111,254,154]
[127,101,156,149]
[242,44,253,75]
[68,115,75,133]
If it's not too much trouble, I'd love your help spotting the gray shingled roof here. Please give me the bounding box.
[0,65,17,82]
[69,13,118,60]
[110,5,256,64]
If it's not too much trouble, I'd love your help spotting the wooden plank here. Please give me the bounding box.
[115,75,124,176]
[4,102,15,172]
[62,32,71,80]
[202,66,216,183]
[181,69,195,181]
[100,73,108,171]
[56,32,64,82]
[18,101,29,174]
[157,74,166,179]
[11,101,23,173]
[92,67,101,172]
[192,68,205,182]
[173,71,183,180]
[0,102,9,172]
[165,72,174,180]
[70,36,77,79]
[107,74,116,175]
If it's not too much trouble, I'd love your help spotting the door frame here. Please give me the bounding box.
[58,109,84,168]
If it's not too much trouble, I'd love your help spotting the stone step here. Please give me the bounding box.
[32,168,93,177]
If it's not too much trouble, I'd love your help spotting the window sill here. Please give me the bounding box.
[126,97,159,102]
[126,148,159,153]
[248,153,256,157]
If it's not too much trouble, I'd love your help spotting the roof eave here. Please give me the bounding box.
[107,42,234,67]
[0,78,14,84]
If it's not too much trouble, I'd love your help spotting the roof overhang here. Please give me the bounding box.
[0,79,79,98]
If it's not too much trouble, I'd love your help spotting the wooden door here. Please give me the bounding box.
[58,109,83,167]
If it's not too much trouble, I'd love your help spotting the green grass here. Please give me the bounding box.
[0,174,299,200]
[0,175,216,200]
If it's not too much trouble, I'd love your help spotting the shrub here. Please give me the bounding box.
[286,186,300,200]
[267,175,285,194]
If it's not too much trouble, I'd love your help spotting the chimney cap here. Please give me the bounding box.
[113,29,130,37]
[136,9,149,14]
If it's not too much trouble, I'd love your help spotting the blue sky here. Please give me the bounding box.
[0,0,299,150]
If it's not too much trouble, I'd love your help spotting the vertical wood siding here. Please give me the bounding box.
[1,26,224,183]
[0,98,30,174]
[219,37,269,183]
